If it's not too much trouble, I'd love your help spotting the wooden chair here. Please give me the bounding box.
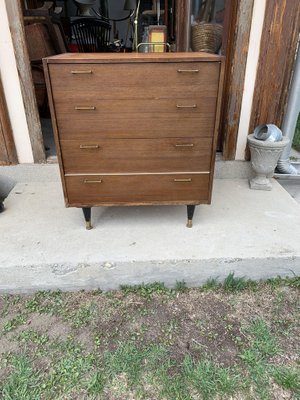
[71,18,111,52]
[24,15,68,112]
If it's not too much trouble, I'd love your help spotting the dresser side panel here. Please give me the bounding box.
[43,59,69,206]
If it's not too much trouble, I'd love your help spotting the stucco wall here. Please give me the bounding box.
[0,0,34,163]
[235,0,266,160]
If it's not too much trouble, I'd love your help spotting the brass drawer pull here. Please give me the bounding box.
[175,144,194,147]
[71,70,92,74]
[84,179,102,184]
[80,145,100,149]
[75,106,96,110]
[177,69,199,73]
[174,178,192,182]
[176,104,197,109]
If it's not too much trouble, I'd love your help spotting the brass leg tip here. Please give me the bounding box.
[86,221,93,230]
[186,219,193,228]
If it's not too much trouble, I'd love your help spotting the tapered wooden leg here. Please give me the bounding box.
[82,207,92,230]
[186,205,196,228]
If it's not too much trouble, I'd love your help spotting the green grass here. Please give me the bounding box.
[183,356,240,399]
[120,281,171,298]
[292,113,300,151]
[0,274,299,399]
[1,355,41,400]
[1,315,28,335]
[223,272,258,292]
[271,366,300,393]
[201,277,220,290]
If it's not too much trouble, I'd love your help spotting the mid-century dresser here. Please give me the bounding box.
[43,53,224,229]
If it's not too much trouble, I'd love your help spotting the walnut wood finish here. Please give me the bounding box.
[65,174,210,206]
[56,113,216,139]
[45,52,223,63]
[53,84,218,101]
[43,53,224,223]
[53,97,217,115]
[60,138,212,174]
[49,62,220,91]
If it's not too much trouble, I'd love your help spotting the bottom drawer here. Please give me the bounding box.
[65,174,210,206]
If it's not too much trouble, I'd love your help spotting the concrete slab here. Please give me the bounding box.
[277,179,300,204]
[0,160,253,195]
[0,179,300,293]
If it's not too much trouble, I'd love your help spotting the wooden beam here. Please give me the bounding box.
[0,76,18,165]
[175,0,191,51]
[216,0,237,151]
[221,0,254,159]
[5,0,45,163]
[249,0,300,137]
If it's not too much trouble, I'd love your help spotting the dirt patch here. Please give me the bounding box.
[87,291,245,367]
[0,336,19,355]
[229,286,299,325]
[28,313,72,340]
[270,382,295,400]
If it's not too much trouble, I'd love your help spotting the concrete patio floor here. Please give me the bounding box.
[0,176,300,293]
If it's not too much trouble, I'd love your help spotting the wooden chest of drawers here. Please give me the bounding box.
[43,53,224,229]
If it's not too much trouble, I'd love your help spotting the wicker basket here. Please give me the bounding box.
[191,23,223,53]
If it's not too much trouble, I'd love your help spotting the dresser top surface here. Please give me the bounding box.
[44,52,224,64]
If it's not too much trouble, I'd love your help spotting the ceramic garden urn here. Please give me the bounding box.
[247,125,289,191]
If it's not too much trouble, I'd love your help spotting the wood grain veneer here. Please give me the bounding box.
[52,97,217,115]
[55,113,216,139]
[65,174,210,205]
[43,53,224,222]
[60,137,212,174]
[49,62,220,90]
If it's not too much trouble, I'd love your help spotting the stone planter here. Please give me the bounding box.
[247,134,289,190]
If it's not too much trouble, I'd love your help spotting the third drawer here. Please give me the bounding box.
[60,137,213,174]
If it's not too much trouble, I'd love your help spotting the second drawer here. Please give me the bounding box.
[60,137,213,174]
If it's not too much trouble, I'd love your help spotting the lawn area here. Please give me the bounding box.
[0,275,299,400]
[292,113,300,152]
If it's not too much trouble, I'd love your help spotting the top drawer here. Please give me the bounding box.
[48,62,220,99]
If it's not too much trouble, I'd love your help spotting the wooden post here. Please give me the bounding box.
[249,0,300,136]
[175,0,191,51]
[0,77,18,165]
[5,0,45,163]
[221,0,254,159]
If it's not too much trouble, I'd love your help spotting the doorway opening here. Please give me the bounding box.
[19,0,233,163]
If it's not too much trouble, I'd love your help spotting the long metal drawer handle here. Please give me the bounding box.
[84,179,102,184]
[174,179,192,182]
[80,145,100,149]
[71,70,92,74]
[177,69,199,73]
[175,144,194,147]
[75,106,96,110]
[176,104,197,108]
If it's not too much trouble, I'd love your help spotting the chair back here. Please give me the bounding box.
[71,18,111,52]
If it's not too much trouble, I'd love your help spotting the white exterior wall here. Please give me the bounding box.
[0,0,34,163]
[0,0,266,163]
[235,0,267,160]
